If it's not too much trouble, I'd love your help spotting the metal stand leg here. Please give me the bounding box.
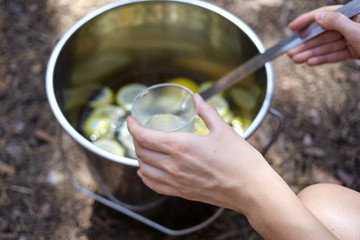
[261,108,284,156]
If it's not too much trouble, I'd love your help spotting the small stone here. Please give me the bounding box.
[31,63,43,75]
[44,171,65,185]
[12,121,25,135]
[37,202,52,220]
[302,134,313,146]
[6,142,25,164]
[307,109,321,125]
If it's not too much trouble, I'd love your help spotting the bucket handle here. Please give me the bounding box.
[58,128,224,236]
[261,108,284,156]
[89,164,169,212]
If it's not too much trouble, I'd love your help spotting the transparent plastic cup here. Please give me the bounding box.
[132,83,197,132]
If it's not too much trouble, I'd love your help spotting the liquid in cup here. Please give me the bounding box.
[145,113,190,131]
[131,83,197,132]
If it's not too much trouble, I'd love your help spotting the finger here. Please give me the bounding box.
[352,14,360,23]
[133,139,170,168]
[287,31,342,57]
[193,94,228,132]
[288,6,340,32]
[307,49,350,66]
[315,11,358,34]
[291,39,347,63]
[127,115,170,153]
[315,11,360,56]
[137,169,179,196]
[128,115,196,158]
[138,161,167,182]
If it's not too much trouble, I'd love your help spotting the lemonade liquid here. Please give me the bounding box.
[145,113,192,132]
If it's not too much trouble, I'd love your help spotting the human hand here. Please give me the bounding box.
[287,5,360,66]
[127,94,270,213]
[127,94,339,239]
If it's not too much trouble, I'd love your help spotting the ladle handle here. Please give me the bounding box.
[200,0,360,100]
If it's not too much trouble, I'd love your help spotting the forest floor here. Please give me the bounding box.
[1,0,359,239]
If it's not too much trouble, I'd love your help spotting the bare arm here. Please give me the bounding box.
[287,5,360,66]
[127,94,337,240]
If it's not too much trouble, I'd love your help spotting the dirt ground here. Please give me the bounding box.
[1,0,359,239]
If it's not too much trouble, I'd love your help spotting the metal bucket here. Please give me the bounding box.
[46,0,277,236]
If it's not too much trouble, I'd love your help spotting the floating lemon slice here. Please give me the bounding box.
[198,81,213,93]
[231,117,251,136]
[168,77,198,93]
[223,111,235,124]
[83,114,111,141]
[116,83,147,111]
[241,118,252,131]
[194,116,209,135]
[92,105,126,131]
[199,81,224,98]
[93,138,125,157]
[89,86,115,109]
[231,117,245,135]
[116,120,137,159]
[206,95,230,118]
[228,87,256,110]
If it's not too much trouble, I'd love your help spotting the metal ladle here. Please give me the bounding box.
[200,0,360,100]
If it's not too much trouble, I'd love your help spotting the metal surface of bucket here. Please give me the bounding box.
[46,0,274,235]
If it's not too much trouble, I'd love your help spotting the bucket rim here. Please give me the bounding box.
[46,0,274,167]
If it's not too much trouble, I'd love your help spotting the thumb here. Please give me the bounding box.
[126,115,142,136]
[315,11,360,58]
[315,11,360,42]
[193,94,228,132]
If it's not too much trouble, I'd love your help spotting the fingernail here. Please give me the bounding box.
[287,45,300,57]
[287,48,296,55]
[315,12,325,21]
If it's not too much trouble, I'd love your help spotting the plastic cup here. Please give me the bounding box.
[131,83,197,132]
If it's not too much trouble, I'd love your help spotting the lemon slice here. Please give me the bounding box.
[223,111,235,124]
[231,117,251,136]
[231,117,245,135]
[199,81,224,98]
[194,116,209,135]
[93,138,125,157]
[83,114,111,141]
[116,83,147,111]
[92,105,126,131]
[168,77,198,93]
[89,86,115,109]
[206,95,229,118]
[198,81,213,93]
[228,87,256,110]
[116,120,136,158]
[241,118,252,130]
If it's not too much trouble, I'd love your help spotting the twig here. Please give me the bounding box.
[7,184,34,195]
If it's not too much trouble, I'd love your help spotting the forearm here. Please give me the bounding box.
[128,95,339,239]
[231,166,338,240]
